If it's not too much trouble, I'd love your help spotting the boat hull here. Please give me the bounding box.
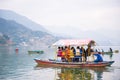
[34,59,114,68]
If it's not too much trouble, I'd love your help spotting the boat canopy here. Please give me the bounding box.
[52,39,95,46]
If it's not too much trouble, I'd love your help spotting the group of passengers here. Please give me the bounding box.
[57,45,103,62]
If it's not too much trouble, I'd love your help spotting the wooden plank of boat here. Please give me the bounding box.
[34,59,114,68]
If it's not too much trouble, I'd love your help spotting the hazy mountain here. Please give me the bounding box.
[0,9,119,46]
[0,18,56,46]
[48,25,120,46]
[0,9,59,46]
[0,9,48,32]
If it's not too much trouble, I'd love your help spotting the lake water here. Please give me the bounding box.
[0,46,120,80]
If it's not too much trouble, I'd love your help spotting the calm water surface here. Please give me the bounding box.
[0,46,120,80]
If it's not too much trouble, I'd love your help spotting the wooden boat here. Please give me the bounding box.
[34,39,115,68]
[28,50,44,54]
[103,51,113,54]
[114,50,119,53]
[34,59,114,68]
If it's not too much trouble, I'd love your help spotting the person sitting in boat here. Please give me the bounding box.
[94,52,103,62]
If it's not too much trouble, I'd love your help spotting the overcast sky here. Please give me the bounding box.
[0,0,120,37]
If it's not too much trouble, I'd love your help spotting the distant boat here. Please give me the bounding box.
[28,50,44,54]
[114,50,119,53]
[103,51,113,54]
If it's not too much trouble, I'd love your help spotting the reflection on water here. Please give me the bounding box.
[0,46,120,80]
[34,65,113,80]
[57,68,93,80]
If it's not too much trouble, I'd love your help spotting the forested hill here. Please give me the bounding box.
[0,18,57,46]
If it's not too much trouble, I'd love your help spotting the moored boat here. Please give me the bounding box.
[103,52,113,54]
[28,50,44,54]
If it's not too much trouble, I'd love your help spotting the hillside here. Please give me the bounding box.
[0,18,57,46]
[0,33,11,45]
[0,9,48,32]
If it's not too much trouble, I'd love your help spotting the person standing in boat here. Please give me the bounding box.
[69,46,76,62]
[69,47,75,62]
[86,45,94,61]
[61,46,66,62]
[67,46,71,62]
[64,46,71,62]
[57,46,63,61]
[109,48,113,53]
[57,47,62,57]
[80,46,86,62]
[75,46,81,62]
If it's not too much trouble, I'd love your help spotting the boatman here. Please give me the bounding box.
[94,52,103,62]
